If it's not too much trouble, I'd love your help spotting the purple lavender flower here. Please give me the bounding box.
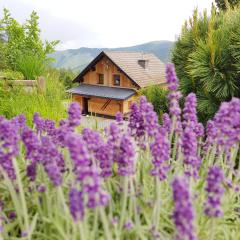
[150,127,170,181]
[111,216,119,226]
[117,133,135,176]
[33,113,45,134]
[182,124,201,178]
[37,184,46,193]
[116,111,123,125]
[168,92,182,117]
[22,127,42,181]
[65,134,91,178]
[128,102,145,142]
[53,124,72,147]
[203,120,218,152]
[95,143,113,178]
[82,128,103,154]
[166,64,179,91]
[11,114,26,132]
[167,92,183,135]
[212,98,240,153]
[40,136,63,186]
[194,123,204,138]
[182,93,197,126]
[182,93,204,138]
[128,96,159,148]
[69,187,85,221]
[21,231,29,238]
[166,64,181,134]
[22,127,41,162]
[124,220,134,230]
[66,133,110,209]
[68,102,81,127]
[0,117,19,180]
[43,119,56,137]
[172,176,197,240]
[162,113,171,133]
[106,122,121,162]
[204,166,225,217]
[85,173,110,209]
[139,96,159,137]
[8,211,16,221]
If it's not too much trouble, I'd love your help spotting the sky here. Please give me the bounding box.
[0,0,213,50]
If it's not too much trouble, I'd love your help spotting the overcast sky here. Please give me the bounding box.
[1,0,213,50]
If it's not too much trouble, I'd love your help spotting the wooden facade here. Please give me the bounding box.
[68,51,166,117]
[82,56,136,89]
[72,94,135,117]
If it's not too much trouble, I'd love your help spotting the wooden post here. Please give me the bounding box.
[37,76,46,93]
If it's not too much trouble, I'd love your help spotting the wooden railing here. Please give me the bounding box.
[0,76,46,92]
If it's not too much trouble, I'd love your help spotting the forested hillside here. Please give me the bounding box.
[50,40,174,72]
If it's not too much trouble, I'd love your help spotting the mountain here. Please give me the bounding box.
[50,41,174,73]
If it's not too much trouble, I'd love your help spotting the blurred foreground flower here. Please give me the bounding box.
[172,176,197,240]
[204,166,225,217]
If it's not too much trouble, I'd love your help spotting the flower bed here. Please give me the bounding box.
[0,64,240,239]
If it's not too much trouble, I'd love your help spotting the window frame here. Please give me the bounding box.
[113,74,121,86]
[98,73,104,85]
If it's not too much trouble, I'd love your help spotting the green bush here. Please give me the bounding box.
[140,85,168,120]
[0,69,24,80]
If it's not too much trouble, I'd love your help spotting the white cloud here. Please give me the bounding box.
[1,0,213,49]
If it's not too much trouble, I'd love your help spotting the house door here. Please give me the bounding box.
[83,97,89,114]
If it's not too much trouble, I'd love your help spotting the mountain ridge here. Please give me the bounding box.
[50,40,174,72]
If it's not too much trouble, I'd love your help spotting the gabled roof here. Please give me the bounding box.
[73,51,166,88]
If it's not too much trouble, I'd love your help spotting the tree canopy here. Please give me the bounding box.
[172,5,240,122]
[0,8,59,78]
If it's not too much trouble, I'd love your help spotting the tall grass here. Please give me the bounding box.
[16,55,45,80]
[0,71,68,124]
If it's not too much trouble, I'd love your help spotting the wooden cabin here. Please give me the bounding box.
[67,51,166,117]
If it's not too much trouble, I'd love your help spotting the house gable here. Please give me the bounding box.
[73,51,140,89]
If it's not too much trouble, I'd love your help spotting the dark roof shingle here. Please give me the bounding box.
[66,84,136,100]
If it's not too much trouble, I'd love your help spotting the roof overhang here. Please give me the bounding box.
[66,84,136,101]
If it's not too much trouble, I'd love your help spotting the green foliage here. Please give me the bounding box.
[0,73,68,125]
[58,68,75,88]
[16,54,45,80]
[140,85,168,119]
[0,8,59,78]
[44,66,77,89]
[172,5,240,122]
[215,0,240,10]
[0,69,24,80]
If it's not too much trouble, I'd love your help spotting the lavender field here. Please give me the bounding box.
[0,64,240,240]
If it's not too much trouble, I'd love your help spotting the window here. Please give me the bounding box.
[138,59,148,69]
[98,74,104,84]
[113,74,120,86]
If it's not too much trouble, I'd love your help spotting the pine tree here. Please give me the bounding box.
[215,0,240,10]
[172,5,240,122]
